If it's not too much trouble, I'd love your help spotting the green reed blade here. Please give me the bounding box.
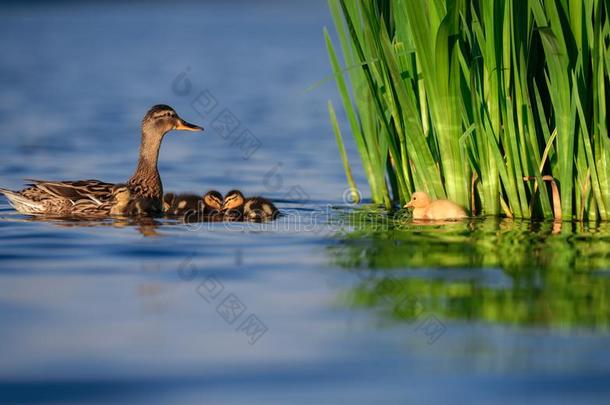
[328,100,361,204]
[325,0,610,220]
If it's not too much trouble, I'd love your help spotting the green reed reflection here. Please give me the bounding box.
[329,209,610,330]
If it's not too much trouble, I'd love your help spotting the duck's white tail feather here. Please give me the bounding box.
[0,188,44,214]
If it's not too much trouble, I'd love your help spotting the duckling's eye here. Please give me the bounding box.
[413,197,417,200]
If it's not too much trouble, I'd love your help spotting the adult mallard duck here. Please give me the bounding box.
[0,105,203,217]
[0,183,135,218]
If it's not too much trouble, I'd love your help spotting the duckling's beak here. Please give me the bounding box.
[404,201,413,209]
[222,201,238,211]
[174,117,204,132]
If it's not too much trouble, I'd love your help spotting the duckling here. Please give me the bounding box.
[164,193,203,216]
[243,196,279,222]
[222,189,245,221]
[162,192,177,213]
[109,185,156,216]
[202,190,223,217]
[404,191,468,220]
[109,185,132,216]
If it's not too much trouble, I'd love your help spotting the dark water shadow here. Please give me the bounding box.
[10,215,165,237]
[2,208,287,238]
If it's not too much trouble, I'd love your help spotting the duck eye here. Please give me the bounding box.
[413,197,417,200]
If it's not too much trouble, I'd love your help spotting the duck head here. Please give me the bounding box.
[404,191,430,209]
[129,105,203,203]
[222,190,245,211]
[141,104,203,137]
[203,190,223,211]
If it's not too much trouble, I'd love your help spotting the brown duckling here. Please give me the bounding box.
[202,190,223,217]
[163,193,203,216]
[163,190,224,221]
[404,191,468,220]
[222,189,245,221]
[162,192,177,213]
[109,184,157,216]
[109,185,132,216]
[243,196,279,222]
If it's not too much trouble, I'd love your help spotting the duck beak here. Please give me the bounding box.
[404,201,413,208]
[175,117,204,132]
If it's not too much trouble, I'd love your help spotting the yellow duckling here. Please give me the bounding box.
[404,191,468,220]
